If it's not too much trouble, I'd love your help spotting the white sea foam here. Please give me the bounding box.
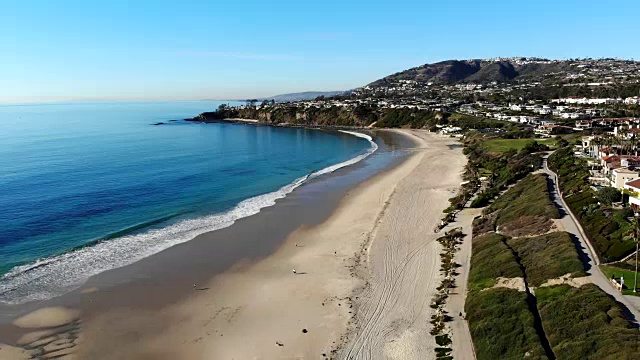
[0,131,378,304]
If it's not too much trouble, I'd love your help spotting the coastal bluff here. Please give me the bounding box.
[188,106,379,128]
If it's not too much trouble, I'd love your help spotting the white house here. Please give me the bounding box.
[610,167,640,189]
[625,178,640,211]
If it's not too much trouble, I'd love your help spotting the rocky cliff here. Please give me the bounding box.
[191,105,379,128]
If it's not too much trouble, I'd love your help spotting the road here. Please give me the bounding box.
[541,155,640,323]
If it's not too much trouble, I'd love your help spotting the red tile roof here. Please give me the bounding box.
[625,178,640,190]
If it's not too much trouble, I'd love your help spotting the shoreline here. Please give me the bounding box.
[1,129,465,359]
[0,127,377,307]
[75,130,428,359]
[0,129,413,357]
[77,129,463,359]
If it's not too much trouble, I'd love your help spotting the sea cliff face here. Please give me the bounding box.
[189,104,520,132]
[190,106,378,128]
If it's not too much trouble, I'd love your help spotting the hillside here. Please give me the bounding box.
[368,58,578,86]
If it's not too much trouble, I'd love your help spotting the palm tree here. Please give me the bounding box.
[619,126,631,155]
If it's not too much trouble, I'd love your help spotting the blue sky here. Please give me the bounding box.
[1,0,639,103]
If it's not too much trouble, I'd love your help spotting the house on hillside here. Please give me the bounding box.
[609,167,640,189]
[598,147,618,158]
[535,124,574,137]
[625,179,640,211]
[575,120,593,130]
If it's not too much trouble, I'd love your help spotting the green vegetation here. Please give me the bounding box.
[443,179,478,214]
[464,134,542,208]
[600,265,639,296]
[447,113,524,132]
[597,186,622,205]
[474,174,560,236]
[466,288,547,360]
[574,200,633,263]
[468,233,521,291]
[375,109,438,128]
[490,174,560,232]
[375,110,524,131]
[430,228,465,357]
[468,232,585,291]
[547,146,590,196]
[549,147,637,261]
[508,232,586,287]
[198,104,532,129]
[480,138,556,154]
[435,334,452,347]
[464,120,640,360]
[536,284,640,359]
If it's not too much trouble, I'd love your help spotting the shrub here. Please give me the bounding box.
[508,232,586,286]
[466,288,546,360]
[536,284,640,359]
[468,233,522,291]
[597,187,621,205]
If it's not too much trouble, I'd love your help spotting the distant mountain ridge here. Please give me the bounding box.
[262,91,346,102]
[368,58,580,86]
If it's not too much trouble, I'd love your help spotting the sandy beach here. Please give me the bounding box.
[2,129,466,360]
[340,130,466,359]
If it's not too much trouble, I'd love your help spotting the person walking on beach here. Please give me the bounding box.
[293,269,297,274]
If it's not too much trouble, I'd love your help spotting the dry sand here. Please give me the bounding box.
[538,275,591,289]
[340,130,466,359]
[8,129,464,360]
[486,277,526,292]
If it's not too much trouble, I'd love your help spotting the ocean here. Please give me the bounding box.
[0,101,375,304]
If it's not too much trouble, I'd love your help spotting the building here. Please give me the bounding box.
[534,124,574,137]
[575,120,593,129]
[610,167,640,189]
[625,179,640,211]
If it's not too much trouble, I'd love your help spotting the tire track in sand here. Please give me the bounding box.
[341,131,466,360]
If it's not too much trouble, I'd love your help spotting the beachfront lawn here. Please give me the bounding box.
[536,284,640,359]
[600,265,640,296]
[481,138,557,154]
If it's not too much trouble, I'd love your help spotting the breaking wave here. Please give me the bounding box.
[0,131,377,304]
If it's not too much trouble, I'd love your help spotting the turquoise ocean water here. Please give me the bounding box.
[0,101,374,304]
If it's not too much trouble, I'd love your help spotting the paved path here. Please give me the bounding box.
[444,208,481,360]
[541,156,640,323]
